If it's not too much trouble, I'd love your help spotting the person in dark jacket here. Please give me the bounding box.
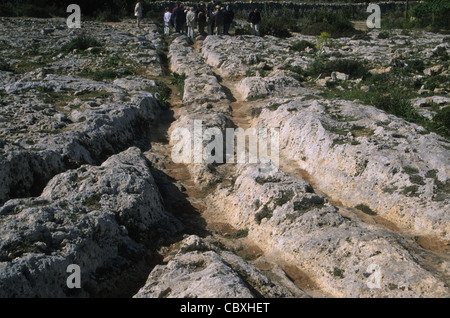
[173,4,186,33]
[213,5,224,35]
[206,5,214,35]
[197,6,207,36]
[223,5,234,35]
[171,2,179,28]
[248,8,261,36]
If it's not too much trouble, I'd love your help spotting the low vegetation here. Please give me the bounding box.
[306,58,369,79]
[145,81,171,109]
[290,40,316,53]
[300,11,361,38]
[259,17,292,38]
[61,35,102,53]
[228,229,249,239]
[255,206,273,225]
[0,58,13,72]
[355,204,377,216]
[78,68,133,81]
[169,72,186,100]
[322,68,450,139]
[409,0,450,31]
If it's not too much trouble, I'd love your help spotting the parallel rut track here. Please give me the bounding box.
[140,35,449,297]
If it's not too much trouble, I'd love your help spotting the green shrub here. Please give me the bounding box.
[302,22,331,37]
[306,58,368,79]
[325,71,449,139]
[78,68,133,81]
[401,29,412,36]
[0,58,12,72]
[301,11,359,38]
[355,204,377,216]
[260,17,292,38]
[410,0,450,30]
[381,7,411,29]
[425,169,438,179]
[331,267,345,279]
[370,89,414,119]
[331,16,357,36]
[402,185,419,196]
[410,175,425,185]
[170,72,186,99]
[404,59,425,74]
[255,206,272,225]
[293,197,325,214]
[432,47,449,60]
[403,166,420,175]
[89,70,119,81]
[424,75,449,91]
[229,229,249,239]
[96,9,121,22]
[145,81,171,109]
[274,190,295,207]
[352,33,371,41]
[282,64,305,79]
[433,107,450,134]
[234,26,251,36]
[290,40,316,53]
[378,31,390,39]
[84,194,102,210]
[61,35,102,53]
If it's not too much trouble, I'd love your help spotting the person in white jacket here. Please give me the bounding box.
[134,1,143,28]
[186,7,197,39]
[163,7,172,35]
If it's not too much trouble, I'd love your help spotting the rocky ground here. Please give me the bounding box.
[0,17,449,298]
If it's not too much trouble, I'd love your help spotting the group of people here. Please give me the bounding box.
[135,1,262,38]
[164,2,235,38]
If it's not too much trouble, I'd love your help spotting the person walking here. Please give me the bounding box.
[249,8,261,36]
[186,7,197,38]
[164,7,172,35]
[134,1,144,29]
[213,5,224,35]
[223,5,234,35]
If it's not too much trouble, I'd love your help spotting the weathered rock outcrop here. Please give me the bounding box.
[238,71,317,100]
[0,90,160,205]
[169,35,228,105]
[134,235,307,298]
[201,35,312,78]
[256,98,450,240]
[0,147,183,297]
[0,18,167,205]
[208,163,449,297]
[169,110,234,189]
